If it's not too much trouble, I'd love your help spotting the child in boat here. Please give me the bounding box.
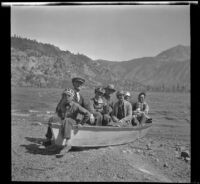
[110,90,133,127]
[132,92,151,126]
[89,87,111,126]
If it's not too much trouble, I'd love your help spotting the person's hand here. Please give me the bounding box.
[90,114,95,124]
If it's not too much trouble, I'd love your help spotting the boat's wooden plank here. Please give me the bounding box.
[51,123,152,147]
[50,122,152,131]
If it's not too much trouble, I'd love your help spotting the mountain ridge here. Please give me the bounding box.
[11,35,190,92]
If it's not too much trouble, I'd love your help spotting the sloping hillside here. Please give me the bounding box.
[11,36,190,92]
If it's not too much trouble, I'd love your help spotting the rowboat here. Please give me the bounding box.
[50,121,153,148]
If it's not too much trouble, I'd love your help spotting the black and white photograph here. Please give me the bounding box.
[9,2,193,182]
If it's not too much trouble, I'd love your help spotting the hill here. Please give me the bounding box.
[11,35,190,92]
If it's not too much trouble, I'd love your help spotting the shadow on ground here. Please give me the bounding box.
[20,137,61,155]
[20,143,62,155]
[25,137,46,144]
[23,136,113,154]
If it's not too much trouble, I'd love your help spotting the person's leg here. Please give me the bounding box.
[57,118,75,156]
[62,118,76,139]
[93,112,103,126]
[102,114,111,126]
[139,113,147,126]
[45,125,52,140]
[132,115,140,126]
[43,115,60,146]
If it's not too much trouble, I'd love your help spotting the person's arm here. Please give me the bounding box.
[88,99,95,114]
[55,98,65,120]
[111,104,119,123]
[143,102,149,115]
[76,104,91,124]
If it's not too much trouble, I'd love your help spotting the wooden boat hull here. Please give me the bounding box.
[50,122,152,148]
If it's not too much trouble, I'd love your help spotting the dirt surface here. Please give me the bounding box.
[11,87,191,182]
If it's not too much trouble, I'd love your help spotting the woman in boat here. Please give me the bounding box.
[111,90,133,127]
[89,87,111,126]
[132,92,150,126]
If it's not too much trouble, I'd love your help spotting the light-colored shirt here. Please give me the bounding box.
[74,92,80,102]
[135,101,149,115]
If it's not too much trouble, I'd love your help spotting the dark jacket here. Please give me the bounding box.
[56,91,89,116]
[56,101,90,124]
[102,94,115,114]
[111,100,132,123]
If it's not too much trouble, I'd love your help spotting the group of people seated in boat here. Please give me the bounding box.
[43,77,152,149]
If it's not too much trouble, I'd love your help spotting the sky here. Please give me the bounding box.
[11,5,190,61]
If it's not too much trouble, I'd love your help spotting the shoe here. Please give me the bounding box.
[56,145,72,158]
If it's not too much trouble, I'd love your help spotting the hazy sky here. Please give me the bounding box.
[11,5,190,61]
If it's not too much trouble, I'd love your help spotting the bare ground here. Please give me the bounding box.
[11,112,190,182]
[11,88,190,182]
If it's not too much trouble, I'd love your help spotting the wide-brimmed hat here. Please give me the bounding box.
[104,84,116,93]
[62,88,75,97]
[72,77,85,84]
[116,90,125,97]
[95,87,105,95]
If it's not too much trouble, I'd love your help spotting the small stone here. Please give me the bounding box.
[160,143,164,147]
[163,162,169,168]
[181,150,190,159]
[135,149,141,154]
[155,158,159,162]
[146,143,151,150]
[148,151,155,156]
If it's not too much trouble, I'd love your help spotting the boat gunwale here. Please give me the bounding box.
[50,122,153,131]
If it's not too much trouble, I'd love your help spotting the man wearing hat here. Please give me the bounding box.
[71,77,86,106]
[89,87,110,126]
[102,84,116,125]
[56,77,92,122]
[111,90,133,127]
[44,88,91,155]
[124,91,131,102]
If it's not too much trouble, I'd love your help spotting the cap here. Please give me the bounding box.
[72,77,85,84]
[95,87,105,95]
[116,90,125,97]
[124,91,131,97]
